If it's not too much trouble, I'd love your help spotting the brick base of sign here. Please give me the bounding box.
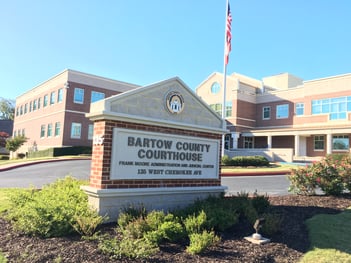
[81,185,227,222]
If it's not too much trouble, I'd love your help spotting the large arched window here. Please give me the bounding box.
[211,82,221,94]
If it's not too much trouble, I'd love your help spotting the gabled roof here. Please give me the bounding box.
[87,77,226,134]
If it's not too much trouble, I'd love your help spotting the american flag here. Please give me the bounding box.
[225,3,232,65]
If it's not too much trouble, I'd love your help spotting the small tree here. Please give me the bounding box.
[6,135,27,152]
[0,131,10,148]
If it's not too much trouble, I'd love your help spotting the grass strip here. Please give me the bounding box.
[299,208,351,262]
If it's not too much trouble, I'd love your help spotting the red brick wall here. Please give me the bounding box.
[90,120,222,189]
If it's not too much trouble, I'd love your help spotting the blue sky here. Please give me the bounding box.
[1,0,351,100]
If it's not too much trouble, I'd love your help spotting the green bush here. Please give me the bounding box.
[98,236,159,259]
[6,176,104,237]
[221,155,269,167]
[186,230,220,255]
[28,146,92,158]
[97,194,277,259]
[260,212,282,236]
[221,155,232,165]
[251,192,270,215]
[288,155,351,195]
[178,196,239,232]
[184,210,207,234]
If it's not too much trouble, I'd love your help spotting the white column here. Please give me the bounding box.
[326,133,332,154]
[295,135,300,157]
[232,132,239,149]
[267,135,272,149]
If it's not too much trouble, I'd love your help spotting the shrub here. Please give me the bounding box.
[288,166,319,195]
[221,155,232,165]
[222,155,269,167]
[260,213,282,235]
[186,230,220,255]
[315,158,344,195]
[288,155,351,196]
[98,236,159,259]
[6,176,104,237]
[184,210,207,234]
[117,204,147,230]
[178,196,240,232]
[251,192,270,214]
[72,210,107,237]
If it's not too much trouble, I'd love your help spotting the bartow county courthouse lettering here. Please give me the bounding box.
[127,136,211,162]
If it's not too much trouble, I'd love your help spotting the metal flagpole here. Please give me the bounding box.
[221,0,231,157]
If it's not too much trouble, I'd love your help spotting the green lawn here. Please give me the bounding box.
[0,189,13,214]
[299,208,351,262]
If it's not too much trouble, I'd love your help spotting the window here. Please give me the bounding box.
[40,125,46,138]
[47,123,53,137]
[312,96,350,120]
[244,137,254,148]
[43,95,48,107]
[24,103,28,114]
[314,135,325,150]
[21,129,25,136]
[38,98,41,109]
[50,91,56,105]
[333,135,349,150]
[88,124,94,140]
[33,99,37,111]
[225,101,232,117]
[276,104,289,119]
[20,105,23,115]
[263,106,271,120]
[74,88,84,104]
[57,88,63,103]
[13,131,16,137]
[71,122,82,139]
[55,122,61,136]
[210,103,222,116]
[295,103,304,116]
[29,101,32,112]
[210,82,221,94]
[91,91,105,103]
[16,107,19,116]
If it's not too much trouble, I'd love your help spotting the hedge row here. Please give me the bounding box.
[221,155,270,167]
[28,146,92,158]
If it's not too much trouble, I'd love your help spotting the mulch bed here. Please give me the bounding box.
[1,194,351,263]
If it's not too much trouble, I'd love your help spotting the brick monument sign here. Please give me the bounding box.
[82,77,227,221]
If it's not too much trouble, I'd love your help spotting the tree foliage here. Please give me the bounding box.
[0,98,15,120]
[0,131,10,148]
[5,135,27,152]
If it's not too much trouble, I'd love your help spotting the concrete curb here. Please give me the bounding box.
[0,158,91,172]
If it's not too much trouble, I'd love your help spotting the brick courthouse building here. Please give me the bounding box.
[196,72,351,161]
[13,69,139,154]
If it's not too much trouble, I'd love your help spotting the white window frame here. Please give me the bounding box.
[55,122,61,137]
[314,135,325,151]
[295,103,304,116]
[47,123,53,137]
[74,88,84,104]
[262,106,271,120]
[276,104,289,119]
[71,122,82,139]
[88,124,94,140]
